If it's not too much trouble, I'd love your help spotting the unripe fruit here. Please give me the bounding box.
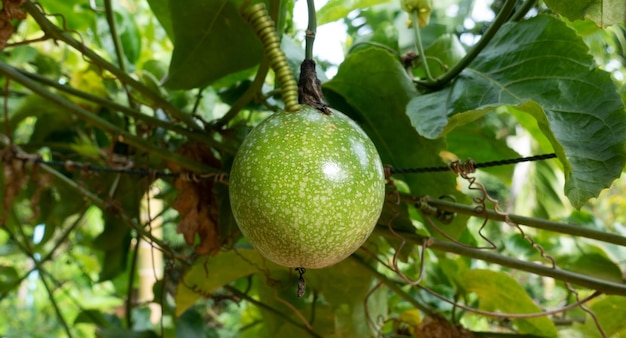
[229,105,385,268]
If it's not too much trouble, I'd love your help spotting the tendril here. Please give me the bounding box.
[243,3,300,112]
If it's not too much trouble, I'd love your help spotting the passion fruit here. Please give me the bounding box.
[229,105,385,269]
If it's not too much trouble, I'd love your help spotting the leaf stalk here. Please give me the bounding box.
[416,0,518,89]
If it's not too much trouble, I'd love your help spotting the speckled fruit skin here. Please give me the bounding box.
[229,105,385,269]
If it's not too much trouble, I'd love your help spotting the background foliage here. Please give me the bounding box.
[0,0,625,337]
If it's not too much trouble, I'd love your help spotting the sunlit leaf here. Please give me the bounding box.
[462,269,558,336]
[407,15,626,208]
[317,0,393,25]
[580,295,626,337]
[544,0,626,28]
[175,248,265,316]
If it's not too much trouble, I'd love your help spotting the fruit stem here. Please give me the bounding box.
[305,0,317,61]
[298,59,330,113]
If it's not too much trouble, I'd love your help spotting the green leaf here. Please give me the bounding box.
[462,269,557,337]
[544,0,626,28]
[115,7,142,65]
[324,48,466,237]
[406,15,626,208]
[175,248,265,316]
[317,0,393,25]
[165,0,263,89]
[0,265,19,292]
[147,0,174,40]
[96,328,159,338]
[581,295,626,337]
[176,309,206,337]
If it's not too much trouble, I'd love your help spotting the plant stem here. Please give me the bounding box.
[510,0,538,22]
[126,236,141,328]
[373,227,626,296]
[411,10,434,81]
[304,0,317,60]
[16,68,231,152]
[22,1,201,131]
[103,0,135,109]
[416,0,518,89]
[425,197,626,247]
[0,61,214,173]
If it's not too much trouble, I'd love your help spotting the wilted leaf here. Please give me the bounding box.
[1,147,28,225]
[462,269,558,336]
[413,315,476,338]
[0,0,26,50]
[168,142,222,255]
[406,15,626,208]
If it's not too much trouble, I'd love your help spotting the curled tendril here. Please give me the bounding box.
[243,3,301,112]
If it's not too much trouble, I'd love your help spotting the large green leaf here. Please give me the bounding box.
[406,15,626,208]
[324,48,465,237]
[164,0,263,89]
[544,0,626,28]
[146,0,173,40]
[462,269,558,337]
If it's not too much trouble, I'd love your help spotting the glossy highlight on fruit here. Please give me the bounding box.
[229,105,385,269]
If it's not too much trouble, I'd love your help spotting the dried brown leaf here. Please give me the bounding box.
[1,146,27,225]
[0,0,26,50]
[413,315,475,338]
[168,143,221,255]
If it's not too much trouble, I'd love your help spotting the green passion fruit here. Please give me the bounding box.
[229,105,386,269]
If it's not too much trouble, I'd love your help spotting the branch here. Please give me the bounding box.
[425,197,626,247]
[373,227,626,296]
[16,68,232,153]
[22,1,201,131]
[0,61,215,172]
